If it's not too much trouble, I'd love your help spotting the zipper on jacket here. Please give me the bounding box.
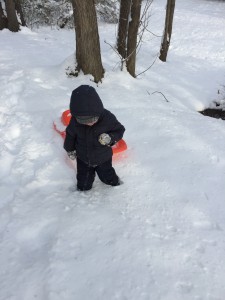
[85,126,91,166]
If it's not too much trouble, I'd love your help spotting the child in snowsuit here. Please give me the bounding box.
[64,85,125,191]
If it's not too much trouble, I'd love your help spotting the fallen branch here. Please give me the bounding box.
[151,91,169,102]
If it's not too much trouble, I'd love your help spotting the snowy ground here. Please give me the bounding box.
[1,0,225,299]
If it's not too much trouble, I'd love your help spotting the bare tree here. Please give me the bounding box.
[117,0,132,60]
[116,0,143,77]
[0,0,26,31]
[0,1,7,29]
[71,0,82,73]
[71,0,104,83]
[159,0,175,62]
[4,0,20,31]
[126,0,142,77]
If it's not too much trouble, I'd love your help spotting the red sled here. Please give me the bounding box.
[53,109,127,154]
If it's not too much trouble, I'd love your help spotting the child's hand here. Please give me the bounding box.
[98,133,111,146]
[67,150,76,160]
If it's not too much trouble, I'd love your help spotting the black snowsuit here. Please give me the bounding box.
[64,85,125,190]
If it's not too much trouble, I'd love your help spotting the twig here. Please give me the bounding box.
[145,28,162,38]
[104,40,121,58]
[136,53,159,77]
[151,91,169,102]
[104,40,126,71]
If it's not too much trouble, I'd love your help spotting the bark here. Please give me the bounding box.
[5,0,20,32]
[117,0,132,59]
[71,0,82,72]
[126,0,142,77]
[0,1,7,30]
[159,0,175,62]
[15,0,26,26]
[71,0,104,83]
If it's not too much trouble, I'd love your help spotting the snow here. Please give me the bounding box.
[1,0,225,299]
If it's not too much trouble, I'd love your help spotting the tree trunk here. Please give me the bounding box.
[117,0,132,59]
[0,1,7,30]
[126,0,142,77]
[71,0,104,83]
[5,0,20,32]
[159,0,175,62]
[71,0,82,73]
[15,0,26,26]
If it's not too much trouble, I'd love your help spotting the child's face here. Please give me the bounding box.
[86,121,98,126]
[75,116,99,126]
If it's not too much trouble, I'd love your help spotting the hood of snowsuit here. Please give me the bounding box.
[69,85,104,117]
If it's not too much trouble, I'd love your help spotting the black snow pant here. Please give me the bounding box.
[76,157,119,191]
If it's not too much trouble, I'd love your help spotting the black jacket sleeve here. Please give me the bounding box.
[63,120,77,152]
[107,113,125,145]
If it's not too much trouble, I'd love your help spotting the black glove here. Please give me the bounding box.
[98,133,111,146]
[67,150,76,160]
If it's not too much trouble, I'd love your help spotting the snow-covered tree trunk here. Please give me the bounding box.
[71,0,104,83]
[126,0,142,77]
[159,0,175,62]
[15,0,26,26]
[4,0,20,32]
[0,1,7,29]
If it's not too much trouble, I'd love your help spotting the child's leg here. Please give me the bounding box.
[76,158,95,191]
[95,159,120,186]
